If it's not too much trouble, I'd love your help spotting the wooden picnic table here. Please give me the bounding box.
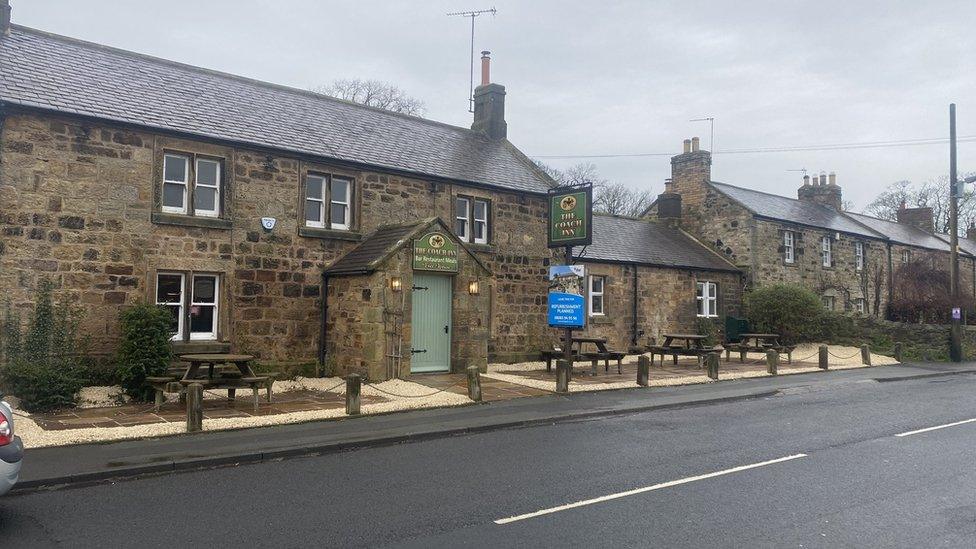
[661,333,708,349]
[179,353,257,381]
[726,333,795,363]
[738,333,782,347]
[650,333,719,368]
[540,336,624,375]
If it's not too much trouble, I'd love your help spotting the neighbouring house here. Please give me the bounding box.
[0,4,559,379]
[572,208,743,352]
[647,137,976,316]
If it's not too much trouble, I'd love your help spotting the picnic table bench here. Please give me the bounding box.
[648,333,723,368]
[147,354,278,411]
[542,336,626,375]
[724,333,796,363]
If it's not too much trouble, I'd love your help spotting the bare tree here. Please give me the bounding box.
[312,79,426,116]
[863,174,976,234]
[532,161,653,217]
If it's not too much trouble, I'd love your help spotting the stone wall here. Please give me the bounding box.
[0,110,551,365]
[572,262,743,350]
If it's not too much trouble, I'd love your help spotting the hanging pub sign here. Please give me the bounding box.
[547,265,586,328]
[413,231,459,272]
[547,185,593,248]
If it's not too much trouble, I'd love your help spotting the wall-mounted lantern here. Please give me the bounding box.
[390,276,403,292]
[468,279,480,295]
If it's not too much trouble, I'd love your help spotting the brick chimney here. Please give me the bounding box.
[471,51,507,140]
[669,137,711,213]
[896,201,934,233]
[797,171,843,210]
[1,1,11,36]
[656,178,682,228]
[967,221,976,241]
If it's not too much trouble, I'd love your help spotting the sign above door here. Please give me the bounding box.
[413,231,459,273]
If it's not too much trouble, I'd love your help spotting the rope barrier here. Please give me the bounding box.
[827,350,862,360]
[363,378,468,399]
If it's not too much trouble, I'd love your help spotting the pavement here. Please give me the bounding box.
[10,361,976,493]
[4,361,976,547]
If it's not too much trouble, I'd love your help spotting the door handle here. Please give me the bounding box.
[444,325,449,334]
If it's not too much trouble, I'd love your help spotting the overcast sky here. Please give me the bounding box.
[15,0,976,210]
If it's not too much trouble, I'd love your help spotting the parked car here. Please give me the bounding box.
[0,400,23,495]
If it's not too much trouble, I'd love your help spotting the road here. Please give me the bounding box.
[3,373,976,547]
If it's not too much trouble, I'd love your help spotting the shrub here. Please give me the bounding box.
[116,304,174,401]
[0,279,90,412]
[743,284,825,344]
[887,260,976,323]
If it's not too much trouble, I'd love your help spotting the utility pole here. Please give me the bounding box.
[949,103,962,362]
[447,7,497,113]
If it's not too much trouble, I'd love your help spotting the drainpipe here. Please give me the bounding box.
[631,264,639,347]
[319,273,329,372]
[886,242,893,309]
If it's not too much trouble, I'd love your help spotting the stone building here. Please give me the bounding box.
[648,137,976,315]
[0,12,559,378]
[572,212,742,351]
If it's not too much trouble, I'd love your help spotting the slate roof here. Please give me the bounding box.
[0,25,554,194]
[710,182,882,238]
[574,215,739,272]
[846,212,955,252]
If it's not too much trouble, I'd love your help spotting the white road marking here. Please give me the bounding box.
[895,417,976,437]
[493,453,807,525]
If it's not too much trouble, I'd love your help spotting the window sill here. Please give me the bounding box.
[152,212,232,230]
[464,242,494,253]
[299,226,363,242]
[589,315,613,325]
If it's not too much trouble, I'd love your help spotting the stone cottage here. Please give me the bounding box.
[648,137,976,315]
[0,8,559,378]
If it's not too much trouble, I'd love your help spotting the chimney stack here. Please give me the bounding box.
[667,138,712,223]
[1,0,10,35]
[656,179,682,227]
[471,51,507,140]
[798,170,843,210]
[896,205,935,233]
[968,222,976,241]
[691,137,700,152]
[682,139,692,153]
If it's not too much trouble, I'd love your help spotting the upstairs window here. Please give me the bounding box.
[854,242,865,271]
[822,295,835,311]
[854,298,866,314]
[696,281,718,318]
[455,196,490,244]
[305,174,354,231]
[161,153,223,217]
[588,276,606,316]
[783,231,795,264]
[902,249,911,263]
[821,236,832,268]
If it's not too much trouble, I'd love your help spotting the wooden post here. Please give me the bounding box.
[766,349,779,375]
[186,383,203,433]
[819,344,829,370]
[637,355,649,387]
[556,359,571,393]
[861,344,871,366]
[345,374,361,415]
[466,366,482,402]
[706,352,719,380]
[893,342,903,362]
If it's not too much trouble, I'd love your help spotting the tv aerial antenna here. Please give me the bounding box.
[448,7,497,113]
[787,168,809,176]
[690,117,715,151]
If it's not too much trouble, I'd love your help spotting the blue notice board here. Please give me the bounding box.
[548,265,585,328]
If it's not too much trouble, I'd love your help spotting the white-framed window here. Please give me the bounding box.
[305,174,326,228]
[902,249,911,263]
[821,236,832,268]
[162,154,189,214]
[455,196,490,244]
[588,275,606,316]
[304,174,354,231]
[189,274,218,340]
[330,177,351,230]
[194,158,221,217]
[155,272,220,341]
[854,242,864,271]
[854,298,866,314]
[783,231,795,264]
[455,197,470,241]
[822,295,835,311]
[696,281,718,318]
[473,199,488,244]
[155,272,185,341]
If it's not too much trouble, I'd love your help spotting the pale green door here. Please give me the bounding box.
[410,274,452,373]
